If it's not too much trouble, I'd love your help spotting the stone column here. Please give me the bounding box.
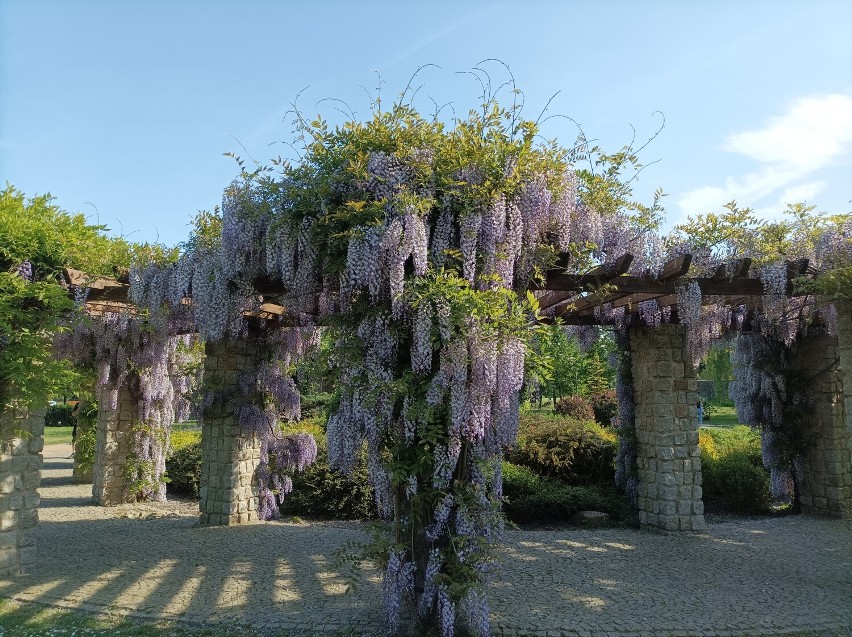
[92,386,137,505]
[199,335,263,526]
[791,314,852,518]
[630,324,705,531]
[0,408,44,576]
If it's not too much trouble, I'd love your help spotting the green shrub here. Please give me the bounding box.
[44,403,75,427]
[553,395,594,420]
[73,426,96,472]
[701,425,762,460]
[166,439,202,497]
[509,415,617,485]
[702,451,771,514]
[281,433,376,520]
[170,429,201,451]
[299,393,333,419]
[589,389,617,426]
[700,425,771,514]
[502,462,631,523]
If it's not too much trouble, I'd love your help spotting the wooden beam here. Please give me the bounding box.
[712,258,752,281]
[540,253,634,291]
[611,292,668,311]
[658,253,692,281]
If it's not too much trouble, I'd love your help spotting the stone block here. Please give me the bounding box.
[22,470,41,490]
[0,475,14,494]
[0,511,17,531]
[8,493,23,510]
[659,485,677,500]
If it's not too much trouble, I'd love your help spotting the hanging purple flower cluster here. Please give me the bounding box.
[729,333,814,501]
[16,260,33,282]
[611,329,638,506]
[223,329,319,521]
[55,311,198,502]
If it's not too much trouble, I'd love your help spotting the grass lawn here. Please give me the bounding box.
[702,403,743,428]
[42,423,200,447]
[43,426,73,445]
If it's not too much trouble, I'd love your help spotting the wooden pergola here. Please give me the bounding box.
[66,251,816,328]
[533,253,813,325]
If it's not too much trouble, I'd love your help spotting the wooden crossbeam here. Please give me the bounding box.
[540,253,634,292]
[611,292,668,311]
[712,257,752,281]
[64,268,129,303]
[658,253,692,281]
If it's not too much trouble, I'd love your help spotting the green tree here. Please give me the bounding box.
[0,186,155,410]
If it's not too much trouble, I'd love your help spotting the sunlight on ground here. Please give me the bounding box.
[501,546,539,561]
[310,555,350,596]
[559,590,607,609]
[215,560,253,609]
[274,558,302,603]
[9,577,67,601]
[162,565,206,616]
[593,578,623,591]
[126,559,179,611]
[66,567,128,606]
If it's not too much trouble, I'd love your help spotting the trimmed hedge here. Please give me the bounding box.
[553,395,594,421]
[502,462,631,523]
[508,414,617,485]
[166,430,202,497]
[45,403,75,427]
[589,389,617,426]
[700,425,772,514]
[280,424,376,520]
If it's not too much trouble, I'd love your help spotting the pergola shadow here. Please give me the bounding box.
[2,448,850,636]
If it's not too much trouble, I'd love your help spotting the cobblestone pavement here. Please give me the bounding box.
[1,445,850,636]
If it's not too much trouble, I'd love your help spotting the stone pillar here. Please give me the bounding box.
[790,316,852,518]
[0,408,43,576]
[92,386,137,505]
[630,324,705,532]
[199,336,263,526]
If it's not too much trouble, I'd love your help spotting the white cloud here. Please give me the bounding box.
[723,95,852,169]
[677,94,852,221]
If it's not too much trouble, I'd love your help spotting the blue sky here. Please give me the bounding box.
[2,0,851,248]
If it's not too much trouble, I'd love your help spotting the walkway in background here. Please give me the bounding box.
[1,445,850,637]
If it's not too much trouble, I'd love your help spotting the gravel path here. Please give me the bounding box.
[1,445,850,636]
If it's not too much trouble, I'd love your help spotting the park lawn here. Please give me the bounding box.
[43,425,73,445]
[703,404,743,428]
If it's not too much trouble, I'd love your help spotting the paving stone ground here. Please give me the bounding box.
[1,445,850,636]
